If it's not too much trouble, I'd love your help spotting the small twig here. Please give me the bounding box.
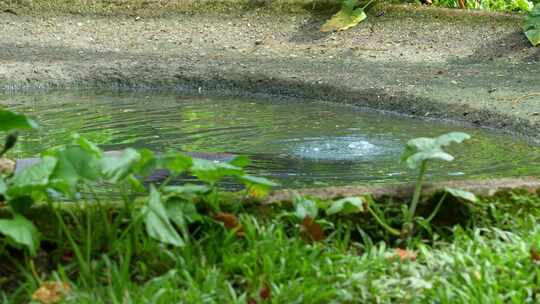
[511,92,540,108]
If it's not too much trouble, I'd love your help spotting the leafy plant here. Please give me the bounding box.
[362,132,477,237]
[321,0,375,32]
[0,107,280,255]
[0,108,40,255]
[524,3,540,46]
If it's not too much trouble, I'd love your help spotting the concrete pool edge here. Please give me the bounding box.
[265,177,540,203]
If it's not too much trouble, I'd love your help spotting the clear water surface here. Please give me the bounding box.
[2,92,539,188]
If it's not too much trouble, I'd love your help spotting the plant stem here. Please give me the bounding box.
[362,0,376,9]
[367,205,402,237]
[426,192,448,223]
[408,160,427,223]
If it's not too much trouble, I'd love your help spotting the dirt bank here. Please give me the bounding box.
[1,3,539,137]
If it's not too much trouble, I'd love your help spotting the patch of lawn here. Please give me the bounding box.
[1,191,539,303]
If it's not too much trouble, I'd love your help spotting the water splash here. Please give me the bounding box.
[290,136,399,161]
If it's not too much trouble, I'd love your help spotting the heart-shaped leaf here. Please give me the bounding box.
[0,214,40,256]
[190,158,243,184]
[293,194,318,219]
[0,109,38,132]
[100,148,141,183]
[142,185,184,247]
[401,132,470,169]
[444,187,477,202]
[8,156,57,197]
[327,196,365,215]
[238,175,278,199]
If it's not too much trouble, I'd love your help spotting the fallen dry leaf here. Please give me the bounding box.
[531,246,540,261]
[31,281,71,304]
[300,217,325,242]
[214,212,244,236]
[393,248,417,262]
[259,285,271,300]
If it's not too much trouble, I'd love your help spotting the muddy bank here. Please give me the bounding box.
[0,3,539,137]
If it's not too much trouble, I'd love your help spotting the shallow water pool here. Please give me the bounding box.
[2,92,539,188]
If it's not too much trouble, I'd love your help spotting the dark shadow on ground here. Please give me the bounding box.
[451,31,540,64]
[289,11,334,43]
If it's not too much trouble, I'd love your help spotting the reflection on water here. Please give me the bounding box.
[1,91,539,188]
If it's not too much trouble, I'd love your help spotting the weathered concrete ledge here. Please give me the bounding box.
[266,177,540,203]
[0,3,539,138]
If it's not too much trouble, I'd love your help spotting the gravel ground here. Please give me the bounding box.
[1,4,539,137]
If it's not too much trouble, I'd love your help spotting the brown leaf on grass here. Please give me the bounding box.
[300,217,325,242]
[31,281,71,304]
[214,212,244,237]
[393,248,417,262]
[259,285,271,300]
[531,246,540,261]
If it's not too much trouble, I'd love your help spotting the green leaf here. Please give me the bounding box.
[0,109,38,132]
[0,214,40,256]
[238,175,278,199]
[72,134,103,157]
[228,155,251,168]
[515,0,533,12]
[401,132,470,169]
[8,156,57,196]
[524,3,540,46]
[444,187,477,202]
[163,184,210,198]
[132,149,157,177]
[8,196,34,214]
[0,176,5,196]
[165,198,202,231]
[46,146,102,194]
[100,148,141,183]
[293,193,318,219]
[326,196,365,215]
[190,158,243,184]
[142,185,184,247]
[321,5,367,32]
[158,152,192,175]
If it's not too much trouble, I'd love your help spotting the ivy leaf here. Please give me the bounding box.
[524,3,540,46]
[0,109,38,132]
[401,132,470,169]
[0,214,40,256]
[142,185,184,247]
[444,187,477,202]
[321,2,367,32]
[326,196,365,215]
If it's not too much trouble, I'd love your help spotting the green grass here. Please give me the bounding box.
[2,191,540,303]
